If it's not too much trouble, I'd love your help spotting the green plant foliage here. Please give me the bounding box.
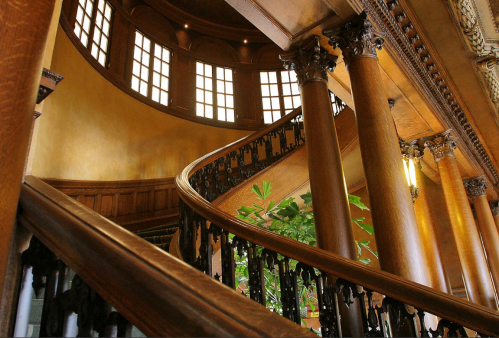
[235,181,377,329]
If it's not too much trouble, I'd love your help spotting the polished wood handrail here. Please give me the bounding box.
[18,175,314,337]
[176,109,499,336]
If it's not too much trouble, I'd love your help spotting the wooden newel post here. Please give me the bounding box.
[324,13,430,286]
[490,200,499,232]
[400,140,451,293]
[464,177,499,299]
[0,0,57,301]
[280,36,363,337]
[425,131,498,309]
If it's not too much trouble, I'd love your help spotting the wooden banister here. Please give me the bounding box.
[18,175,314,337]
[175,108,499,336]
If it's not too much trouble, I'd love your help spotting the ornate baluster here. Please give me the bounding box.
[417,309,430,337]
[277,257,300,324]
[179,200,195,264]
[278,126,289,155]
[430,319,470,337]
[363,290,382,337]
[382,297,417,336]
[197,218,212,276]
[247,244,265,306]
[116,313,132,337]
[264,134,274,163]
[316,272,340,337]
[220,230,235,288]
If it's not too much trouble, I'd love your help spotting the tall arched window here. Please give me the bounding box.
[131,30,171,106]
[74,0,114,67]
[195,61,235,122]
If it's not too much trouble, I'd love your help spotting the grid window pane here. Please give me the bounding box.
[260,70,301,123]
[195,62,234,122]
[74,0,95,48]
[131,31,150,96]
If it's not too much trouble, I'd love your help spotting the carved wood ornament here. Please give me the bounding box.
[464,177,488,198]
[324,12,385,67]
[490,200,499,216]
[279,36,337,87]
[425,130,458,162]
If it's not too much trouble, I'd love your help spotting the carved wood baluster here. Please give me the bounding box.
[317,272,340,337]
[278,126,288,155]
[179,201,195,264]
[382,297,417,337]
[220,230,235,288]
[364,290,382,337]
[247,244,265,306]
[264,135,274,163]
[417,309,430,337]
[116,313,132,337]
[277,257,300,324]
[197,218,212,276]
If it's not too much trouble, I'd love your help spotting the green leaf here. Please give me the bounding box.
[263,181,272,199]
[357,222,374,235]
[252,184,262,199]
[352,217,365,223]
[266,200,276,213]
[237,205,256,215]
[349,194,369,211]
[355,240,362,256]
[300,191,312,205]
[359,258,371,265]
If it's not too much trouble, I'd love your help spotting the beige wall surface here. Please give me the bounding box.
[32,26,251,180]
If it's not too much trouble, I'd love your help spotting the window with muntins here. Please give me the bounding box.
[329,90,347,116]
[196,61,235,122]
[74,0,113,67]
[131,31,171,106]
[260,70,301,124]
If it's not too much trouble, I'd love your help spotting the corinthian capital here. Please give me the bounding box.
[279,36,337,87]
[490,200,499,216]
[323,12,385,66]
[464,177,487,198]
[424,130,457,162]
[399,138,424,160]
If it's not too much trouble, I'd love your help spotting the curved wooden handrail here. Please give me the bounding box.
[18,175,314,337]
[176,109,499,336]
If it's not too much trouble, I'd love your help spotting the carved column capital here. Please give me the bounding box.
[464,177,488,199]
[400,138,425,160]
[489,200,499,216]
[279,36,338,87]
[324,12,385,66]
[424,130,457,162]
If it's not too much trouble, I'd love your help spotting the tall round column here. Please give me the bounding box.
[425,131,498,309]
[324,14,430,286]
[0,0,57,301]
[280,36,362,337]
[464,177,499,299]
[400,140,451,293]
[490,201,499,232]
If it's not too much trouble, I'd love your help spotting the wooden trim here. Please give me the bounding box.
[41,177,179,231]
[175,109,499,336]
[19,176,313,337]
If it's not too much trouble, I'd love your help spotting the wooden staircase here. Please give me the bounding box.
[133,222,179,252]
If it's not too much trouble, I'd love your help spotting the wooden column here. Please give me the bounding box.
[0,0,57,301]
[280,36,362,337]
[324,14,430,286]
[464,178,499,299]
[490,200,499,232]
[401,140,451,293]
[425,131,498,309]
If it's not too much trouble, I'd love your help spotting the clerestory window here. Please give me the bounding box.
[74,0,113,67]
[329,90,347,116]
[195,61,235,122]
[259,70,301,124]
[131,30,171,106]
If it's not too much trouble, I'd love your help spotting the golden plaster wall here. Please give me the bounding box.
[31,26,251,180]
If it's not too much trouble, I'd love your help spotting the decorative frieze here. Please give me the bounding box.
[323,12,385,66]
[279,36,337,87]
[464,177,488,198]
[425,130,457,162]
[448,0,499,119]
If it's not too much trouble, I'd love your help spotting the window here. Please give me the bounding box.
[329,90,346,116]
[196,61,235,122]
[131,31,171,106]
[260,70,301,124]
[74,0,113,67]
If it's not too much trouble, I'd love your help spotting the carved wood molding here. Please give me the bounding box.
[445,0,499,124]
[463,176,488,198]
[350,0,499,190]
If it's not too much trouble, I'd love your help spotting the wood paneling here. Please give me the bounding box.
[42,177,179,231]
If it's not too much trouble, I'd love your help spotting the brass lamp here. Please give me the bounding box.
[399,138,421,202]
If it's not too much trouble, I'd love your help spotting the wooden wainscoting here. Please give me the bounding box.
[41,177,179,231]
